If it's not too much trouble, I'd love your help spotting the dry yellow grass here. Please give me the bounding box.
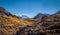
[0,15,33,35]
[7,16,32,26]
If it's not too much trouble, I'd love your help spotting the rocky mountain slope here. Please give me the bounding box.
[16,11,60,35]
[0,7,33,35]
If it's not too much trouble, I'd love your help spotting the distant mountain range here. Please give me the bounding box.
[18,15,29,19]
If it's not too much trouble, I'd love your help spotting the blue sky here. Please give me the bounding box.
[0,0,60,17]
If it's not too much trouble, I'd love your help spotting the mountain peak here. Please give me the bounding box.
[52,11,60,16]
[19,15,29,19]
[0,7,6,12]
[0,7,12,16]
[56,11,60,14]
[0,7,5,10]
[33,13,50,19]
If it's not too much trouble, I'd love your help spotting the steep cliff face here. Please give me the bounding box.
[15,11,60,35]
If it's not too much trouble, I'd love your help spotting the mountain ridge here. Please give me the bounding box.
[33,13,50,19]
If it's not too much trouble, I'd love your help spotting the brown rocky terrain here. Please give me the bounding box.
[15,11,60,35]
